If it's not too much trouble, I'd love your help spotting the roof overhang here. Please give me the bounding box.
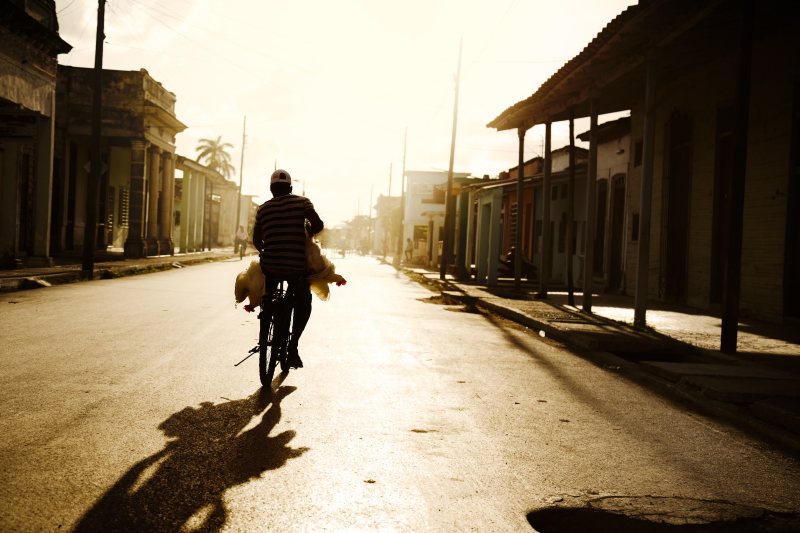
[487,0,733,131]
[145,101,187,133]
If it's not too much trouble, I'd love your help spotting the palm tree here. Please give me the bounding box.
[195,136,235,178]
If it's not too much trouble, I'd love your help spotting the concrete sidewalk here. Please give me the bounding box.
[0,249,247,291]
[407,268,800,455]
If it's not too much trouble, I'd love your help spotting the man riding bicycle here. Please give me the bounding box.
[252,169,324,369]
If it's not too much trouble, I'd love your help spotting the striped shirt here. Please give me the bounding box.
[253,194,323,273]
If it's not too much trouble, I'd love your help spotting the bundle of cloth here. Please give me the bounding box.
[234,234,346,312]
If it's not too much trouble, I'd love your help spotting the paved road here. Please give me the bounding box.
[1,256,799,531]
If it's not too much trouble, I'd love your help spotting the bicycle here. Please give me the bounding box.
[257,279,296,386]
[235,276,300,386]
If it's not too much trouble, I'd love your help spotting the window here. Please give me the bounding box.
[118,187,130,227]
[422,187,445,204]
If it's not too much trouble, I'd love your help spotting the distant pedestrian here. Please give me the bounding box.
[235,225,248,257]
[405,238,413,262]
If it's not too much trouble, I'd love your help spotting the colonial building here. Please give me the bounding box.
[458,148,589,286]
[54,67,186,257]
[402,170,472,266]
[488,0,800,351]
[0,0,71,267]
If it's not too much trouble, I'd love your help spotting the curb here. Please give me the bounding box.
[0,253,241,293]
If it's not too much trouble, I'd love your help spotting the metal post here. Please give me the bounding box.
[538,121,552,298]
[514,127,526,292]
[567,110,576,306]
[394,128,407,267]
[583,99,598,312]
[634,57,657,328]
[81,0,105,278]
[721,0,753,353]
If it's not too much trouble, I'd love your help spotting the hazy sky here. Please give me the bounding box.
[55,0,636,226]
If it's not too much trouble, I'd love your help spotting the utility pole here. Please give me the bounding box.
[388,162,393,196]
[369,184,373,254]
[394,128,407,267]
[81,0,106,279]
[235,115,246,233]
[440,37,462,280]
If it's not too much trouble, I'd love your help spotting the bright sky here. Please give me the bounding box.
[55,0,636,226]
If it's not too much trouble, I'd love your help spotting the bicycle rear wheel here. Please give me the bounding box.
[258,303,278,386]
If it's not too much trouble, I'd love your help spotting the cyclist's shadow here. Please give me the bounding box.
[74,385,306,532]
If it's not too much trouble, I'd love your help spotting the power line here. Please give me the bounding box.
[120,0,313,74]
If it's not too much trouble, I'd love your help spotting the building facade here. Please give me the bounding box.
[55,67,186,258]
[0,0,71,267]
[488,0,800,349]
[402,170,471,266]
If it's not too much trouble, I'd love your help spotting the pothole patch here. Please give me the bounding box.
[527,496,800,532]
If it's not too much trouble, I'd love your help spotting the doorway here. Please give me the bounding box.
[710,107,734,305]
[594,179,608,275]
[608,175,626,291]
[662,111,693,304]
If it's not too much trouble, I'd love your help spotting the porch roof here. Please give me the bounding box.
[487,0,734,131]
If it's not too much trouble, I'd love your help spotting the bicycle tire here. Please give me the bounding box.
[258,311,276,386]
[273,296,291,374]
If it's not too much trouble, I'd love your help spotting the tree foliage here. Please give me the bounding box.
[195,136,235,178]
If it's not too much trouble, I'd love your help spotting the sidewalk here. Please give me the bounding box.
[407,268,800,455]
[0,248,244,291]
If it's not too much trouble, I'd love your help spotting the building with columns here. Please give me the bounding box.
[0,0,71,267]
[54,67,186,258]
[488,0,800,351]
[173,157,239,253]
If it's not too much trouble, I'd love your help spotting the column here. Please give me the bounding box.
[455,190,469,279]
[634,57,657,328]
[567,109,576,306]
[146,145,160,255]
[487,190,502,287]
[721,0,753,353]
[179,168,190,253]
[31,96,55,265]
[159,151,175,255]
[124,140,147,257]
[583,99,599,312]
[538,121,552,298]
[191,172,203,252]
[514,126,526,291]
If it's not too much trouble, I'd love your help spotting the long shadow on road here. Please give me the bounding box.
[74,385,307,532]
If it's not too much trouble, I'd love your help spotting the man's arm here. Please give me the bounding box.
[305,200,324,236]
[252,206,265,250]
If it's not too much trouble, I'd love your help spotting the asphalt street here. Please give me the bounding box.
[1,255,799,531]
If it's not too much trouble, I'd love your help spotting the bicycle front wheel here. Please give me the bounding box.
[259,342,279,386]
[258,311,278,387]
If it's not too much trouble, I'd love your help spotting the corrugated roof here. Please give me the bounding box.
[487,2,642,130]
[487,0,726,130]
